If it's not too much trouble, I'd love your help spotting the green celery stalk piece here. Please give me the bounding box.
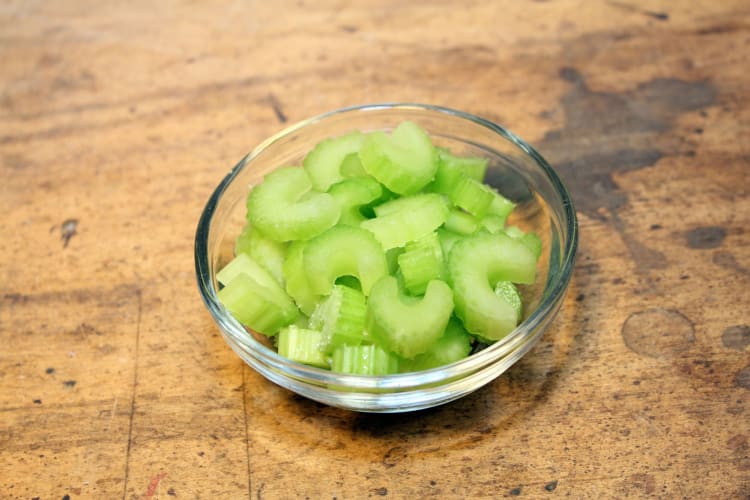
[327,176,383,226]
[360,193,450,250]
[331,344,399,375]
[366,276,454,359]
[217,273,299,336]
[282,240,319,316]
[234,223,287,287]
[303,130,365,191]
[400,317,473,372]
[246,166,340,242]
[448,232,537,340]
[303,225,388,297]
[277,325,330,368]
[359,121,438,195]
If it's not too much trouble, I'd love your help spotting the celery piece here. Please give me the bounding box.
[234,223,287,286]
[303,130,365,191]
[488,191,516,219]
[303,225,388,296]
[217,253,278,291]
[331,344,399,375]
[282,241,319,316]
[444,209,481,235]
[217,273,299,336]
[401,317,473,372]
[339,152,367,177]
[450,177,495,218]
[520,232,543,260]
[366,276,454,359]
[430,154,464,196]
[359,121,438,195]
[385,247,405,275]
[327,176,383,226]
[504,225,543,259]
[448,232,537,340]
[494,281,523,323]
[436,228,463,258]
[397,231,444,296]
[480,214,507,234]
[308,284,367,353]
[246,166,340,242]
[360,193,450,250]
[438,149,488,182]
[277,326,330,368]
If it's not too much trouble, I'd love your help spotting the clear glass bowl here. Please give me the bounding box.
[195,103,578,413]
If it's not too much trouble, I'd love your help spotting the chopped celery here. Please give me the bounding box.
[444,209,481,235]
[331,344,399,375]
[361,193,449,250]
[282,241,319,315]
[366,276,454,358]
[277,326,330,368]
[480,214,507,234]
[340,152,367,177]
[217,273,298,335]
[327,176,383,226]
[494,281,523,323]
[234,223,287,286]
[451,177,495,218]
[309,284,367,353]
[448,232,537,340]
[218,120,544,374]
[303,130,365,191]
[397,231,444,295]
[401,317,473,372]
[246,167,340,242]
[359,121,438,195]
[303,225,388,296]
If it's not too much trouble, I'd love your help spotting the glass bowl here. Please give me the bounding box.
[195,103,578,413]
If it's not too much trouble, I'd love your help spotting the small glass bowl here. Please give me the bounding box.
[195,103,578,413]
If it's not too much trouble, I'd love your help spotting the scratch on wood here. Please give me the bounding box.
[122,288,143,500]
[267,93,287,123]
[144,471,167,498]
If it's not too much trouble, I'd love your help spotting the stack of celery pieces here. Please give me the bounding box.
[217,121,541,375]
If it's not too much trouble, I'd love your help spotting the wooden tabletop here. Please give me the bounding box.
[2,1,749,498]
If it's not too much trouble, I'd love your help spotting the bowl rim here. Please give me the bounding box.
[195,102,578,390]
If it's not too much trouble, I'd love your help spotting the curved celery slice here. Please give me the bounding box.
[359,121,438,195]
[327,176,383,226]
[401,317,473,372]
[303,225,388,296]
[361,193,449,250]
[282,241,319,315]
[366,276,454,359]
[308,284,367,353]
[448,232,537,340]
[246,167,340,242]
[303,131,365,191]
[331,344,399,375]
[397,231,444,295]
[277,326,330,368]
[234,223,287,286]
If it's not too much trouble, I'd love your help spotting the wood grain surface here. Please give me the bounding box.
[1,1,749,498]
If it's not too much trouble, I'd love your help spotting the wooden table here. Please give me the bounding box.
[2,1,748,498]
